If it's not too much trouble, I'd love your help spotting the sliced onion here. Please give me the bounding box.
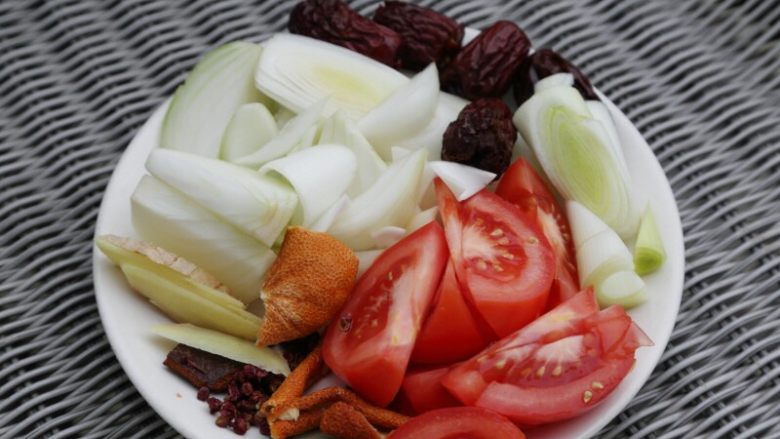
[319,110,386,197]
[310,195,351,233]
[236,99,328,168]
[395,92,467,160]
[407,206,438,232]
[329,149,427,250]
[596,270,647,308]
[146,149,297,247]
[131,176,275,304]
[220,103,278,163]
[261,145,357,227]
[256,34,407,120]
[358,64,440,160]
[355,250,383,277]
[371,226,407,248]
[428,161,496,201]
[161,42,266,158]
[634,208,666,275]
[534,72,574,93]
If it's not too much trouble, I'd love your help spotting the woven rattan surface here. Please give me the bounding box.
[1,0,779,438]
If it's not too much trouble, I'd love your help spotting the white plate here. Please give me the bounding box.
[93,33,684,439]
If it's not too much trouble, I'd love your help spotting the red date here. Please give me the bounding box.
[440,21,531,100]
[373,1,464,71]
[442,98,517,176]
[289,0,402,66]
[513,48,599,104]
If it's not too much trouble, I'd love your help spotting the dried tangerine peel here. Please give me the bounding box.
[261,344,328,417]
[320,402,383,439]
[258,227,358,346]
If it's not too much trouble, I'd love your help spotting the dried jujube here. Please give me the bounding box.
[373,1,464,71]
[440,20,531,99]
[513,48,599,104]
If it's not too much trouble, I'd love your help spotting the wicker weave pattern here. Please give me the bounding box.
[1,1,779,438]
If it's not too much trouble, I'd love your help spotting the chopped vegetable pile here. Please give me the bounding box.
[95,0,669,438]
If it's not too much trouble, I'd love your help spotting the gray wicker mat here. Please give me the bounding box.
[1,0,779,438]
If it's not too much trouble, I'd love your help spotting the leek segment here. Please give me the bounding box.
[255,34,407,120]
[329,149,428,250]
[161,42,267,158]
[146,149,297,248]
[131,176,276,304]
[567,201,647,308]
[515,85,640,239]
[634,208,666,275]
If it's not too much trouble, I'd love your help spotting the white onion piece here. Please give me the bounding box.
[261,145,357,227]
[391,146,413,163]
[237,99,327,168]
[355,250,383,277]
[371,226,407,248]
[319,111,386,197]
[515,85,640,239]
[256,34,407,120]
[395,92,467,159]
[535,73,575,92]
[358,64,440,160]
[428,161,496,201]
[161,42,266,158]
[407,206,438,232]
[310,195,351,233]
[131,176,275,304]
[146,149,297,247]
[220,103,278,163]
[274,107,296,128]
[329,149,427,250]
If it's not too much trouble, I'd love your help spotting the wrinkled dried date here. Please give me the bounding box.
[164,344,242,391]
[288,0,402,66]
[442,98,517,176]
[373,1,463,71]
[440,20,531,99]
[513,48,599,104]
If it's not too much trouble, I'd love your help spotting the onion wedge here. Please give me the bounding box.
[220,103,278,163]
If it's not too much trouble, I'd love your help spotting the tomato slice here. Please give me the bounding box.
[411,261,493,364]
[322,222,449,406]
[396,365,461,415]
[388,407,526,439]
[442,291,651,426]
[436,180,555,338]
[496,158,579,308]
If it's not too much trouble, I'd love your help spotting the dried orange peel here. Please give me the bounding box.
[258,227,358,346]
[321,402,383,439]
[261,344,328,417]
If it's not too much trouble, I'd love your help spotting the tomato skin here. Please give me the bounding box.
[496,158,579,308]
[436,181,556,338]
[388,407,526,439]
[411,261,493,364]
[323,222,449,406]
[397,365,461,415]
[442,290,650,426]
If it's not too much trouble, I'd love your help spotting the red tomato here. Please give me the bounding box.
[323,222,449,406]
[442,291,652,426]
[496,158,579,308]
[397,365,461,415]
[411,261,493,364]
[388,407,526,439]
[436,180,556,337]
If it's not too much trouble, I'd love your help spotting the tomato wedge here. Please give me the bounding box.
[323,222,448,406]
[436,180,555,338]
[411,261,493,364]
[442,291,652,426]
[388,407,526,439]
[396,365,461,415]
[496,158,579,308]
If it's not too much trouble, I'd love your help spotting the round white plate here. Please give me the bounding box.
[93,32,684,439]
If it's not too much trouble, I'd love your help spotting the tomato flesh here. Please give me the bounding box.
[397,365,461,415]
[388,407,526,439]
[436,181,556,338]
[323,222,448,406]
[496,158,579,308]
[442,290,651,425]
[411,261,493,364]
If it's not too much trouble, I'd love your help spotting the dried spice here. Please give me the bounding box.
[289,0,402,66]
[163,344,242,391]
[441,98,517,176]
[373,1,463,71]
[513,48,599,104]
[440,21,531,99]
